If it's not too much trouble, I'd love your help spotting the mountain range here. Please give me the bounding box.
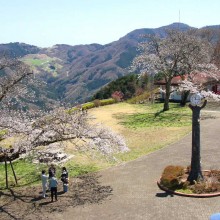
[1,23,220,104]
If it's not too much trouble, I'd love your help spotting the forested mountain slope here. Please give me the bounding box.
[1,23,219,104]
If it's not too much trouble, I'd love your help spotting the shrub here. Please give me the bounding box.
[81,102,95,110]
[160,166,220,194]
[210,170,220,182]
[190,182,211,194]
[160,165,185,189]
[189,176,220,194]
[182,180,190,189]
[100,98,116,106]
[127,91,151,104]
[69,99,116,113]
[127,88,159,104]
[93,99,101,107]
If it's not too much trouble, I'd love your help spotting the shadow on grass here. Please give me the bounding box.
[154,110,164,118]
[118,111,191,128]
[0,178,40,191]
[0,173,113,220]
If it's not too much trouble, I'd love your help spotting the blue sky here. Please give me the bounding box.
[1,0,220,47]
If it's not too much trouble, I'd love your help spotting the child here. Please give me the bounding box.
[49,174,58,202]
[41,170,48,198]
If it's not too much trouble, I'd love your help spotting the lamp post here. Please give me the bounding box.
[187,93,207,184]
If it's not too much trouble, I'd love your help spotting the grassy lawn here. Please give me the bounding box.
[118,103,191,128]
[21,54,63,76]
[24,58,47,66]
[0,102,192,189]
[89,102,192,162]
[0,160,45,188]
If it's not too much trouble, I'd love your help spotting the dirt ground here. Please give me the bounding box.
[0,173,113,220]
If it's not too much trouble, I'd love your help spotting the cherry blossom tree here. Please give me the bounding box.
[213,39,220,68]
[111,91,124,102]
[132,29,220,184]
[0,57,129,188]
[132,29,217,111]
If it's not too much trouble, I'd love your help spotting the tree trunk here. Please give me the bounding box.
[163,80,171,111]
[9,158,18,185]
[180,90,190,107]
[5,157,8,189]
[187,101,207,184]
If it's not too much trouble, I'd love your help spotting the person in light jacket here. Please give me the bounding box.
[49,174,58,202]
[41,170,48,198]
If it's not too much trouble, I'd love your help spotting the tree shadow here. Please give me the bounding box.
[154,110,164,118]
[0,173,113,219]
[0,206,19,220]
[155,192,174,198]
[0,178,39,191]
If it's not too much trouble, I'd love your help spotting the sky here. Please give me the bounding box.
[1,0,220,48]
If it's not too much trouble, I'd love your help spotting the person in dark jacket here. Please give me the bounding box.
[61,167,69,192]
[48,164,56,179]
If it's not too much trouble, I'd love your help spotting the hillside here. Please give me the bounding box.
[0,23,219,104]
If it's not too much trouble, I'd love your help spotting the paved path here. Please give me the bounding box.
[59,111,220,220]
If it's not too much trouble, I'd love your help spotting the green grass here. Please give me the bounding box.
[0,159,100,189]
[64,161,99,177]
[0,159,46,189]
[21,56,63,74]
[23,58,49,66]
[111,102,192,162]
[175,188,193,194]
[118,103,192,128]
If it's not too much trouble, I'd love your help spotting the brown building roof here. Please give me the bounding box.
[154,73,220,86]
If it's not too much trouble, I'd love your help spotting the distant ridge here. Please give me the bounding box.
[202,24,220,29]
[159,22,192,30]
[0,23,219,104]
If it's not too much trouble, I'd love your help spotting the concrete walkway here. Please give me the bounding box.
[60,111,220,220]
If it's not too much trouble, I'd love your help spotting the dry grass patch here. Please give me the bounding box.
[89,102,146,133]
[88,102,191,162]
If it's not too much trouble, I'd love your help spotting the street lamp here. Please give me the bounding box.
[187,93,207,183]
